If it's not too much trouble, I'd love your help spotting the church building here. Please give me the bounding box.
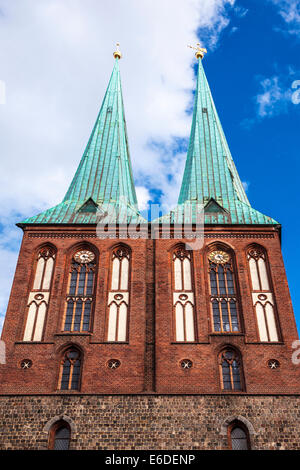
[0,45,299,450]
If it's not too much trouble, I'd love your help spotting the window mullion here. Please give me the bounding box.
[215,265,220,297]
[180,259,184,292]
[263,306,271,342]
[256,258,263,291]
[219,363,224,389]
[31,304,39,341]
[229,362,234,390]
[40,257,47,292]
[68,362,73,390]
[183,305,187,341]
[80,300,85,331]
[116,305,120,341]
[219,301,224,333]
[75,266,80,295]
[118,257,122,291]
[224,266,229,296]
[71,301,76,332]
[228,300,233,332]
[58,362,64,390]
[83,267,87,296]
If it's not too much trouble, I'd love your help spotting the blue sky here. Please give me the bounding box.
[0,0,299,333]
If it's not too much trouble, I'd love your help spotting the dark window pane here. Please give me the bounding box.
[64,301,74,331]
[212,301,221,332]
[77,265,86,295]
[54,426,70,450]
[230,300,239,332]
[210,270,218,295]
[59,350,81,391]
[221,350,243,392]
[231,427,248,450]
[86,270,94,295]
[232,360,241,390]
[82,301,91,331]
[73,300,83,331]
[60,361,71,390]
[221,301,230,332]
[222,362,232,390]
[226,270,235,295]
[69,269,78,295]
[218,266,226,295]
[71,360,81,390]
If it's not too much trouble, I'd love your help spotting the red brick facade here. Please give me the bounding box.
[1,223,299,396]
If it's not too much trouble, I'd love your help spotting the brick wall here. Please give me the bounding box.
[1,224,300,449]
[1,224,299,395]
[0,394,300,450]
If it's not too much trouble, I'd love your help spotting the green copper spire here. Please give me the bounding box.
[21,49,144,225]
[161,48,278,225]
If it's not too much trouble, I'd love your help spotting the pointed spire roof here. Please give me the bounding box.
[21,51,145,225]
[161,52,278,225]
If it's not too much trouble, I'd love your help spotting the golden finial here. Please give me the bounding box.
[113,43,122,60]
[188,43,207,60]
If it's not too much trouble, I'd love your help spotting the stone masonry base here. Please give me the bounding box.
[0,395,299,450]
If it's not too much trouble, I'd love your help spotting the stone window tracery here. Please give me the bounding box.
[107,246,130,342]
[58,348,81,391]
[208,249,240,333]
[23,246,56,342]
[247,246,279,342]
[219,348,243,391]
[172,246,196,342]
[63,249,96,332]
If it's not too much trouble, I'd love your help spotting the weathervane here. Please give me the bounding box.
[187,43,207,60]
[113,43,122,60]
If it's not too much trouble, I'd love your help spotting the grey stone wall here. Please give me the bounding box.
[0,395,299,450]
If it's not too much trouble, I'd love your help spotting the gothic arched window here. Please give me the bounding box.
[228,422,250,450]
[58,348,82,391]
[107,246,130,342]
[219,348,243,391]
[23,246,56,342]
[63,249,96,332]
[247,246,279,342]
[172,246,196,342]
[49,421,71,450]
[208,248,240,333]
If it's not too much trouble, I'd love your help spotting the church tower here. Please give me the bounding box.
[1,45,300,450]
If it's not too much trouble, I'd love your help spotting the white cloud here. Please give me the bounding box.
[242,181,250,192]
[256,76,292,118]
[135,186,151,211]
[271,0,300,36]
[292,80,300,104]
[229,26,239,35]
[0,0,235,330]
[241,69,299,128]
[234,6,248,18]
